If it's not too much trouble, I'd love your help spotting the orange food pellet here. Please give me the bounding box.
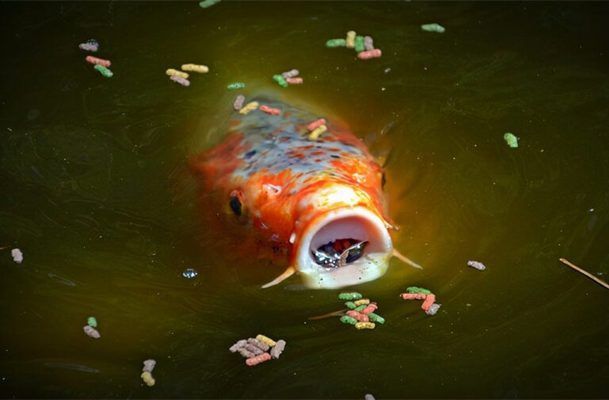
[245,352,271,366]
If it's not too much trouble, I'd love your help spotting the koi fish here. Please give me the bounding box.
[191,97,420,289]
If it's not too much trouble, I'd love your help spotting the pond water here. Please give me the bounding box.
[1,1,609,398]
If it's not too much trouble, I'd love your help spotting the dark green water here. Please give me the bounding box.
[1,1,609,398]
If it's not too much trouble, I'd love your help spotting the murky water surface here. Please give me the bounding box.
[1,2,609,398]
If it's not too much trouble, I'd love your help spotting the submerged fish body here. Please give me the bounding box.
[192,98,393,288]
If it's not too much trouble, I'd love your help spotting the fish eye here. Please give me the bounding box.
[229,195,242,216]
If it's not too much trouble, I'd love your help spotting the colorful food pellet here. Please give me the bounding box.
[78,39,99,52]
[281,69,299,79]
[406,286,432,295]
[346,30,356,48]
[400,293,427,300]
[504,132,519,148]
[166,69,188,79]
[326,38,347,48]
[140,371,155,387]
[142,359,156,373]
[270,340,286,359]
[170,75,190,87]
[260,105,281,115]
[357,49,382,60]
[286,77,303,85]
[11,248,23,264]
[308,125,327,141]
[340,315,357,325]
[364,36,374,51]
[338,292,363,301]
[83,325,100,339]
[353,299,370,306]
[181,63,209,73]
[229,339,247,352]
[233,95,245,111]
[355,322,375,330]
[94,64,113,78]
[367,312,385,324]
[272,74,288,88]
[247,338,269,352]
[306,118,326,132]
[256,334,276,347]
[239,101,259,115]
[238,347,256,358]
[227,82,246,90]
[245,352,271,366]
[354,36,365,52]
[354,304,367,312]
[467,260,487,271]
[346,310,370,322]
[244,343,263,356]
[344,301,357,309]
[199,0,221,8]
[87,316,97,328]
[425,303,441,316]
[361,303,378,315]
[85,55,111,67]
[421,23,446,33]
[421,294,436,311]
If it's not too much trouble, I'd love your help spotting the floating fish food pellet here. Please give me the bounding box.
[286,77,303,85]
[346,31,356,48]
[345,301,357,309]
[239,101,259,115]
[142,359,156,373]
[467,260,486,271]
[199,0,221,8]
[346,310,369,322]
[166,69,188,79]
[307,118,326,132]
[504,132,519,148]
[227,82,246,90]
[181,63,209,73]
[361,303,378,315]
[308,125,327,141]
[270,339,286,359]
[11,248,23,264]
[86,55,111,67]
[354,36,365,52]
[78,39,99,52]
[244,343,264,356]
[94,64,113,78]
[83,325,100,339]
[229,339,247,352]
[421,23,446,33]
[364,36,374,51]
[326,39,347,48]
[87,316,97,328]
[357,49,382,60]
[425,303,441,316]
[247,338,269,352]
[421,294,436,311]
[340,315,357,325]
[272,74,288,88]
[170,75,190,87]
[367,312,385,324]
[406,286,432,295]
[281,69,299,79]
[353,299,370,306]
[400,293,427,300]
[141,371,155,387]
[233,95,245,111]
[238,347,256,358]
[256,334,276,347]
[260,105,281,115]
[246,352,271,366]
[354,304,367,312]
[355,322,375,330]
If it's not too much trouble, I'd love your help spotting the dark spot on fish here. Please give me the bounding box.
[331,154,340,159]
[229,195,242,216]
[244,150,256,159]
[382,172,386,188]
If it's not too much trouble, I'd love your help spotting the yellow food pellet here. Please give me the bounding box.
[354,299,370,306]
[166,69,189,79]
[346,31,356,48]
[256,334,277,347]
[140,371,155,387]
[181,64,209,73]
[355,322,376,330]
[239,101,259,115]
[308,125,327,141]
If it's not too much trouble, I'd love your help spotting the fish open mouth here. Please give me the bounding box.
[295,206,393,289]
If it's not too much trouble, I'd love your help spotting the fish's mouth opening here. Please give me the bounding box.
[295,207,393,289]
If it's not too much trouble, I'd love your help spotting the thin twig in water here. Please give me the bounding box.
[308,309,347,320]
[559,258,609,290]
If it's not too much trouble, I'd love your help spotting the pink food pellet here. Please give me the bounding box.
[245,352,271,366]
[170,76,190,87]
[421,294,436,311]
[286,77,303,85]
[306,118,326,132]
[361,303,378,314]
[85,55,111,67]
[400,293,427,300]
[357,49,382,60]
[346,310,369,322]
[260,105,281,115]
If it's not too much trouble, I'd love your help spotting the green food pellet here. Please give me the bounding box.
[199,0,221,8]
[345,302,357,309]
[227,82,246,90]
[94,64,113,78]
[338,292,363,301]
[504,132,519,148]
[340,315,357,325]
[326,39,346,48]
[87,316,97,328]
[272,74,288,88]
[354,305,366,312]
[368,313,385,324]
[406,286,432,295]
[354,36,365,52]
